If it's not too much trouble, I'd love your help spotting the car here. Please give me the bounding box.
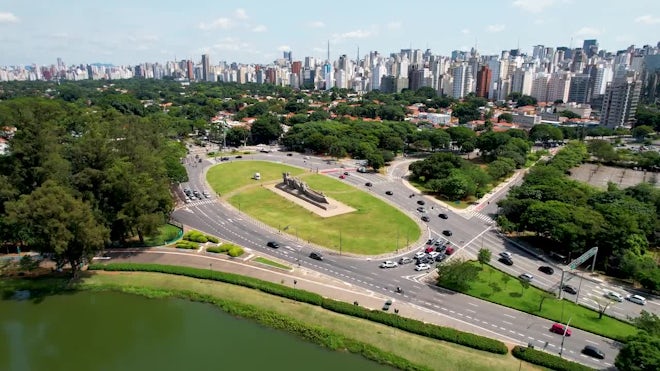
[627,294,647,305]
[428,251,440,259]
[202,191,210,198]
[445,246,455,255]
[339,174,346,179]
[382,299,393,311]
[343,171,349,175]
[415,263,432,271]
[414,251,426,259]
[235,155,243,159]
[421,215,430,222]
[438,213,448,219]
[425,246,435,253]
[425,239,434,245]
[220,156,230,161]
[435,253,447,262]
[519,273,534,282]
[562,285,578,295]
[380,261,398,268]
[398,257,414,265]
[286,153,293,156]
[499,252,512,259]
[550,323,572,336]
[266,241,280,248]
[606,291,624,302]
[581,345,605,359]
[417,200,425,205]
[309,252,323,261]
[416,207,427,213]
[538,266,554,275]
[184,197,191,204]
[498,257,513,266]
[442,230,452,236]
[385,191,393,195]
[435,245,446,253]
[365,182,373,187]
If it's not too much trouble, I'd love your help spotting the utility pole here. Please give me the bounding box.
[559,317,572,358]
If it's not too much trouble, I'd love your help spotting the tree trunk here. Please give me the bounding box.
[137,229,145,244]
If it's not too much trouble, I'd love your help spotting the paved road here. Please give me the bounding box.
[169,149,644,369]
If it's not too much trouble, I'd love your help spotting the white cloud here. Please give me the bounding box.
[307,20,325,28]
[277,45,291,52]
[486,24,506,33]
[312,47,326,54]
[252,25,267,32]
[210,37,249,51]
[461,28,470,34]
[234,8,248,20]
[198,17,232,30]
[331,28,377,42]
[574,26,602,37]
[0,12,19,24]
[386,21,402,30]
[634,15,660,24]
[512,0,556,13]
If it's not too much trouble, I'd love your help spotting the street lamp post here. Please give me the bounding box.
[559,317,572,358]
[339,230,342,256]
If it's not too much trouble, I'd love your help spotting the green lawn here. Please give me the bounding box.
[442,262,637,341]
[253,257,291,270]
[209,161,420,255]
[229,184,419,255]
[141,224,182,246]
[206,160,306,195]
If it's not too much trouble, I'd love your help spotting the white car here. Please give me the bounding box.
[519,273,534,282]
[499,252,512,259]
[380,261,398,268]
[415,263,432,271]
[414,251,426,259]
[606,291,624,302]
[428,251,441,259]
[627,295,646,305]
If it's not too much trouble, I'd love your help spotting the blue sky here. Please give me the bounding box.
[1,0,659,66]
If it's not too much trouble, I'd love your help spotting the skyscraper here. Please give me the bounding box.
[201,54,210,82]
[600,74,641,128]
[476,65,492,98]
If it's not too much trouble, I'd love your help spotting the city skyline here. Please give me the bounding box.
[1,0,660,66]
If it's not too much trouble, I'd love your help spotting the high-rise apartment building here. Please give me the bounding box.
[475,65,492,98]
[568,74,591,103]
[201,54,210,82]
[600,75,641,128]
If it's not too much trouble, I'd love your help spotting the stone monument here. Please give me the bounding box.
[279,172,331,209]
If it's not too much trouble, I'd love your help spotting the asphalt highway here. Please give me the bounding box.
[172,148,655,369]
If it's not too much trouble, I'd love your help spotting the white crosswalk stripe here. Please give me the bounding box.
[184,199,215,207]
[463,210,495,223]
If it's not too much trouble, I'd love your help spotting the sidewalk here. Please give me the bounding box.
[105,247,525,346]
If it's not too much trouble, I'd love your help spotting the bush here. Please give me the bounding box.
[206,245,230,254]
[88,263,508,355]
[511,346,594,371]
[228,246,245,257]
[183,231,208,243]
[206,236,219,244]
[175,241,198,249]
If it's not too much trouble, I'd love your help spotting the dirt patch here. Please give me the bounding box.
[265,183,356,218]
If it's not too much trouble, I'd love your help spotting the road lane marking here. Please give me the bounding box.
[542,334,552,339]
[502,321,513,325]
[468,303,478,307]
[465,309,476,314]
[503,313,516,319]
[585,339,598,345]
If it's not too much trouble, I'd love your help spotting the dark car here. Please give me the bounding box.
[562,285,578,295]
[235,155,243,159]
[438,213,448,219]
[220,157,230,161]
[286,153,293,156]
[365,182,373,187]
[343,171,349,176]
[385,191,393,195]
[499,257,514,266]
[435,245,446,252]
[442,230,452,236]
[538,266,555,275]
[435,253,447,262]
[309,252,323,261]
[417,200,425,205]
[582,345,605,359]
[421,215,430,222]
[266,241,280,248]
[382,299,393,311]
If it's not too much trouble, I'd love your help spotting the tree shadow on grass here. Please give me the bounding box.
[509,292,523,298]
[479,292,492,298]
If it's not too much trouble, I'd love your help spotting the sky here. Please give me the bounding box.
[1,0,659,66]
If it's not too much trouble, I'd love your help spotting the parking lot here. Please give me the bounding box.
[569,163,658,189]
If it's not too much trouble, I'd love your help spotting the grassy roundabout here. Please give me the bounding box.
[207,161,421,255]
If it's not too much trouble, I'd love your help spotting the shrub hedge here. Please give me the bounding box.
[206,236,219,244]
[511,346,594,371]
[175,241,198,249]
[228,246,245,257]
[88,263,508,355]
[183,231,208,243]
[206,245,230,254]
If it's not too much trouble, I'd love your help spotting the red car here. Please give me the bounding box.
[339,174,346,179]
[550,323,571,336]
[425,246,435,253]
[445,246,455,255]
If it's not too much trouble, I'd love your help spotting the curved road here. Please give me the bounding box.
[170,147,652,369]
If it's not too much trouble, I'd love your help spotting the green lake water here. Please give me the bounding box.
[0,291,392,371]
